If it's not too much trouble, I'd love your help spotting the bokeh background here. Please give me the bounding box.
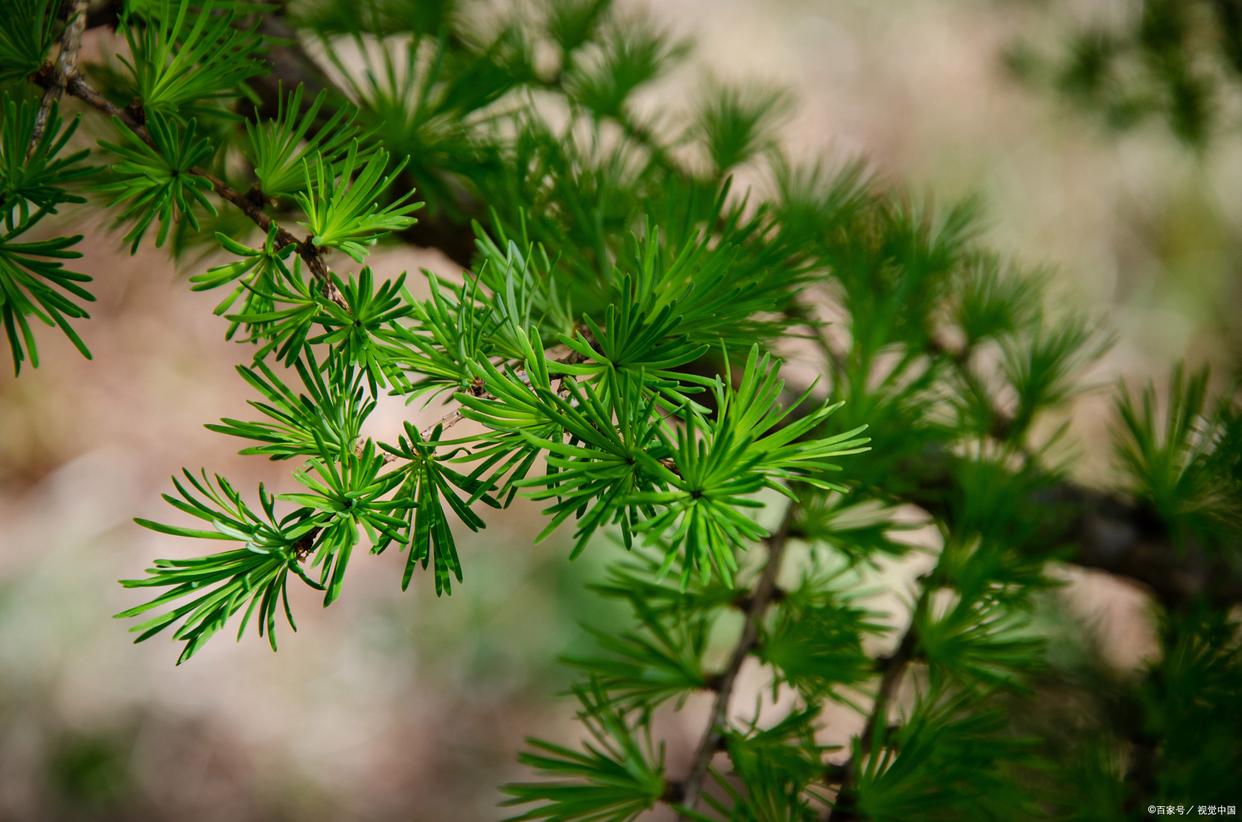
[2,1,1239,819]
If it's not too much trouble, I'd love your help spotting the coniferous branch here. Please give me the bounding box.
[119,0,266,118]
[4,2,1239,816]
[98,113,217,251]
[34,65,351,306]
[675,502,796,814]
[0,0,60,84]
[1,91,93,372]
[0,211,92,371]
[248,4,694,266]
[769,370,1242,608]
[825,583,929,821]
[26,0,86,159]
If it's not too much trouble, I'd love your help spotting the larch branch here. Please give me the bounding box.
[675,502,797,814]
[36,65,347,308]
[27,0,87,160]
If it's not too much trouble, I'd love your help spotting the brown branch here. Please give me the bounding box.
[194,169,339,300]
[898,444,1242,609]
[27,0,88,160]
[1033,484,1242,607]
[419,407,465,444]
[926,333,1016,441]
[825,583,928,821]
[771,374,1242,609]
[84,0,122,31]
[675,503,797,814]
[38,68,347,308]
[249,16,688,270]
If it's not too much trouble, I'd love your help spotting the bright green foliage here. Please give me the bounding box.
[4,1,1239,818]
[0,218,91,372]
[0,93,94,373]
[515,371,670,556]
[122,470,323,664]
[98,115,216,251]
[382,421,495,595]
[501,681,667,821]
[632,352,868,586]
[282,441,405,605]
[245,85,365,198]
[296,144,421,261]
[316,266,416,390]
[207,352,372,460]
[1,95,92,229]
[120,0,267,118]
[202,238,326,365]
[189,228,299,343]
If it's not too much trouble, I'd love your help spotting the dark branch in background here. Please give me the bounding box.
[250,15,680,268]
[673,504,796,814]
[896,443,1242,609]
[759,366,1242,609]
[27,0,87,159]
[84,0,121,31]
[252,15,479,268]
[825,584,928,821]
[1038,485,1242,607]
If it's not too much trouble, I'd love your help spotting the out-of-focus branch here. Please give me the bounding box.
[771,374,1242,609]
[824,584,928,821]
[1033,484,1242,607]
[673,504,796,814]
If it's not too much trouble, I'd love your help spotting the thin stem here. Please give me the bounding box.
[926,334,1015,441]
[676,502,797,814]
[825,582,929,821]
[27,0,87,160]
[371,341,588,464]
[36,68,347,308]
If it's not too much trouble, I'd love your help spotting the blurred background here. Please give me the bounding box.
[1,0,1239,819]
